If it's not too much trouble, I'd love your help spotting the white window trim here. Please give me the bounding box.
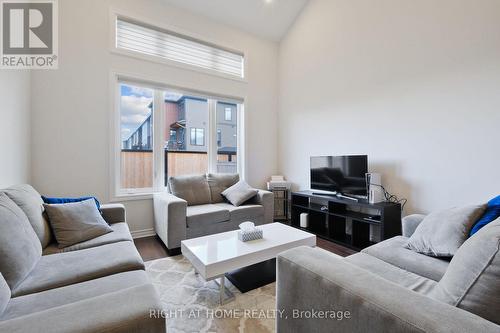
[109,71,245,202]
[109,8,247,83]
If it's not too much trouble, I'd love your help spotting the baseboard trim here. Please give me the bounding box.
[131,228,156,239]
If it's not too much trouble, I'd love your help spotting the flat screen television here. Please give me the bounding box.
[310,155,368,196]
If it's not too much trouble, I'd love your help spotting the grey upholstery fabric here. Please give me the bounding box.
[429,218,500,324]
[207,173,239,203]
[0,284,165,333]
[402,214,427,237]
[168,174,211,206]
[154,175,273,250]
[362,236,449,281]
[2,270,149,320]
[44,199,113,248]
[12,241,144,297]
[346,253,437,295]
[221,180,258,206]
[186,204,230,228]
[0,274,10,317]
[42,222,132,255]
[406,204,486,257]
[247,190,274,224]
[100,203,126,224]
[214,203,264,221]
[277,246,500,333]
[0,193,42,289]
[153,192,187,250]
[2,184,52,248]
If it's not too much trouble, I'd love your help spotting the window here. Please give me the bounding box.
[119,83,154,192]
[190,128,205,146]
[217,129,222,147]
[224,107,232,121]
[116,17,244,78]
[114,79,243,197]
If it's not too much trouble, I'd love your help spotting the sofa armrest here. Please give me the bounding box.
[402,214,426,237]
[0,284,165,333]
[100,204,126,224]
[153,192,187,249]
[250,190,274,224]
[277,246,499,333]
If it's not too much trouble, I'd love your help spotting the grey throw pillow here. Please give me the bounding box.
[44,199,112,248]
[168,174,211,206]
[207,173,239,203]
[0,274,10,316]
[429,218,500,324]
[406,204,486,257]
[221,180,258,207]
[2,184,52,248]
[0,193,42,289]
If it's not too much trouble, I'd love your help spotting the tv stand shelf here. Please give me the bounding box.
[290,191,401,251]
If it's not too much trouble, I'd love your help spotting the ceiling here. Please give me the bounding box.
[163,0,309,41]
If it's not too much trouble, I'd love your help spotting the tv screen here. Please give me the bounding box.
[310,155,368,196]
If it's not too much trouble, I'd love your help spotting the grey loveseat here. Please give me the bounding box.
[153,173,273,252]
[276,214,500,333]
[0,184,165,333]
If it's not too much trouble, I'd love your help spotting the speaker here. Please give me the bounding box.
[366,173,384,203]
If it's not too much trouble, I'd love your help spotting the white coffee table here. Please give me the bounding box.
[181,222,316,304]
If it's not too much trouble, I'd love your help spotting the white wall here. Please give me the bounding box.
[31,0,278,234]
[0,71,30,188]
[279,0,500,214]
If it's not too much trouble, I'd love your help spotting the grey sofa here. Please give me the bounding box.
[0,184,165,333]
[153,173,273,251]
[276,214,500,333]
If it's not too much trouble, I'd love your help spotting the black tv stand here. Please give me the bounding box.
[290,191,401,251]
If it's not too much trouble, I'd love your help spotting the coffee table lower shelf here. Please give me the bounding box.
[225,258,276,293]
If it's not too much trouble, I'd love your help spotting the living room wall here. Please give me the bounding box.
[30,0,278,235]
[278,0,500,214]
[0,72,31,188]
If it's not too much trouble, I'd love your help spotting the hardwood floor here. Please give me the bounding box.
[134,234,356,262]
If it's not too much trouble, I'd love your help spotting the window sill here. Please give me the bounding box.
[110,192,154,202]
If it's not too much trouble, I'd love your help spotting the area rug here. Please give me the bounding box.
[145,256,276,333]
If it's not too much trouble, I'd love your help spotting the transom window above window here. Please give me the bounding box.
[116,17,244,78]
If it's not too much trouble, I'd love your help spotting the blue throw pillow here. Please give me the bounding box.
[41,196,101,210]
[469,195,500,236]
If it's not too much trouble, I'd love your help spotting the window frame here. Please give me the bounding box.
[110,73,245,201]
[109,9,247,83]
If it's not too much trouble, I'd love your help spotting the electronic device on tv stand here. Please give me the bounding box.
[310,155,368,201]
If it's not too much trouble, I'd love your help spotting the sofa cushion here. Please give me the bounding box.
[0,274,10,317]
[42,195,101,210]
[2,270,149,320]
[186,204,230,229]
[221,180,258,206]
[207,173,239,203]
[346,253,437,295]
[0,285,165,333]
[11,241,144,297]
[429,218,500,324]
[214,203,264,221]
[406,204,486,257]
[42,222,133,255]
[362,236,449,281]
[2,184,52,248]
[168,174,211,206]
[44,199,113,248]
[0,193,42,289]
